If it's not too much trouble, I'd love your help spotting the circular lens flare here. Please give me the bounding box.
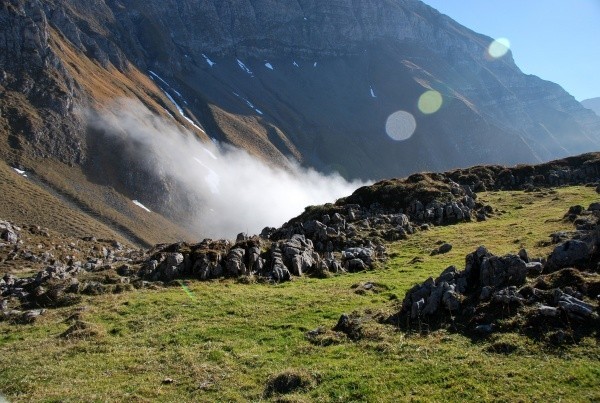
[418,90,443,114]
[386,111,417,141]
[488,37,511,59]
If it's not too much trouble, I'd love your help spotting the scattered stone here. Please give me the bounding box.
[333,313,363,341]
[438,243,453,254]
[352,281,389,295]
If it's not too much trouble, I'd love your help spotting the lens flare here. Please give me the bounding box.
[179,280,196,301]
[488,37,511,59]
[385,111,417,141]
[418,90,443,114]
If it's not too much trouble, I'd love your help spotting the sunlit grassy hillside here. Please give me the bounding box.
[1,186,599,401]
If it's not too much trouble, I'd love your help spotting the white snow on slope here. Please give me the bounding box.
[164,90,204,132]
[202,54,215,67]
[370,86,377,98]
[293,61,299,67]
[148,70,169,87]
[237,59,253,76]
[163,91,185,119]
[153,76,206,133]
[132,200,151,212]
[233,92,264,116]
[265,62,274,70]
[12,167,27,177]
[149,71,188,106]
[314,62,317,67]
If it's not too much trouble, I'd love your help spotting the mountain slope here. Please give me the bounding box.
[582,97,600,117]
[1,179,599,401]
[1,0,599,238]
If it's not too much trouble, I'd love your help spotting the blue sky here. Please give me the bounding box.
[422,0,600,101]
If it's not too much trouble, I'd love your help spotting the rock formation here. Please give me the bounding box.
[391,202,600,344]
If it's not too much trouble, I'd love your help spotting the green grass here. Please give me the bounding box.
[1,187,599,401]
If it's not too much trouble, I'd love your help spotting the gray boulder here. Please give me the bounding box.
[545,240,591,272]
[267,247,292,282]
[154,253,185,281]
[555,290,598,320]
[480,254,527,288]
[345,258,366,272]
[226,248,247,277]
[442,289,461,311]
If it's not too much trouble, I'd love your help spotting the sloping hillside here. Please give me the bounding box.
[1,183,598,401]
[1,0,600,238]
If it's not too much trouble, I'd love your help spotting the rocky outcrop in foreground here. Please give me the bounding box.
[391,203,600,344]
[1,169,486,323]
[0,220,143,323]
[137,234,383,284]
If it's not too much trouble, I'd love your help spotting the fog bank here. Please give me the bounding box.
[90,100,369,239]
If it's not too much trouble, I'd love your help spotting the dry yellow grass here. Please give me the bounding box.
[0,159,131,243]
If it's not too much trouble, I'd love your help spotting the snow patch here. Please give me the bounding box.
[148,70,169,87]
[202,54,215,67]
[265,62,274,70]
[184,116,204,133]
[12,168,27,177]
[132,200,151,213]
[293,61,299,67]
[159,87,205,133]
[233,92,264,116]
[163,91,185,118]
[313,62,317,67]
[237,59,253,76]
[370,86,377,98]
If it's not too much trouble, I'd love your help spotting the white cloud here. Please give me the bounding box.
[89,99,368,239]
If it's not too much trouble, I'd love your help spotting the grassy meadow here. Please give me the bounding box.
[1,186,599,401]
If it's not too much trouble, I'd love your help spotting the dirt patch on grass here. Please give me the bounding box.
[59,320,105,340]
[264,369,319,398]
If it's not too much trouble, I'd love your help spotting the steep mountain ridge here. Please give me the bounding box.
[1,0,599,239]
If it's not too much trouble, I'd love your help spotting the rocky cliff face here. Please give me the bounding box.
[0,0,84,165]
[1,0,599,235]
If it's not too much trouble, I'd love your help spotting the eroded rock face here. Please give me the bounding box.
[0,0,85,165]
